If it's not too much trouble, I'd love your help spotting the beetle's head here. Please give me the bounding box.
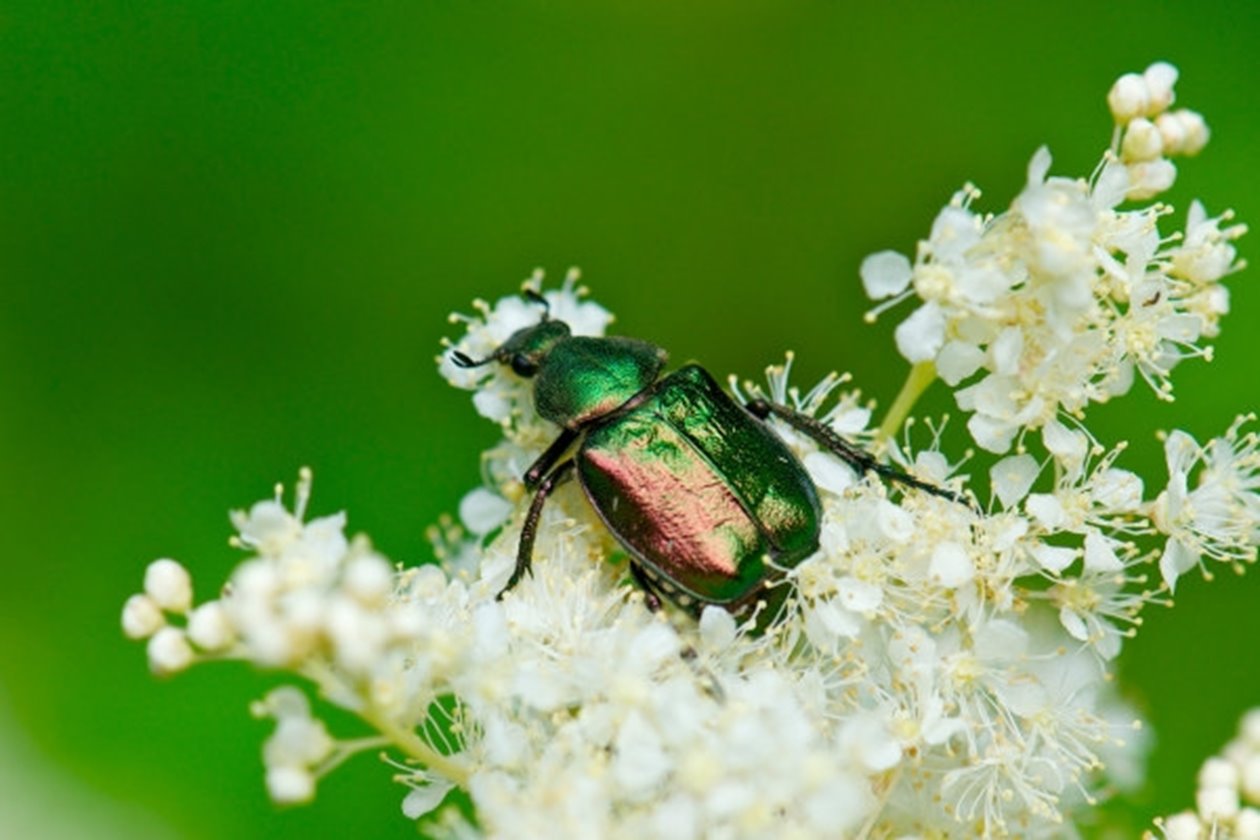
[451,290,571,378]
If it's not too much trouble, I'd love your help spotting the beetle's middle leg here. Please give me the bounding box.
[628,563,665,612]
[743,398,973,509]
[498,459,576,600]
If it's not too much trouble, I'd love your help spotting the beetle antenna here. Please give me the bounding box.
[451,350,495,368]
[523,288,551,321]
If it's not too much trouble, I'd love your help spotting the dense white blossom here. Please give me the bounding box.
[122,65,1258,838]
[863,61,1245,454]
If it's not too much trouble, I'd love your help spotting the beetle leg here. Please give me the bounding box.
[628,563,664,612]
[498,459,576,600]
[744,398,974,509]
[523,427,579,491]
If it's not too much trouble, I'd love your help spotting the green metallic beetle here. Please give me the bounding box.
[453,291,966,622]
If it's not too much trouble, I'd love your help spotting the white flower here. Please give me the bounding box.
[1150,418,1260,591]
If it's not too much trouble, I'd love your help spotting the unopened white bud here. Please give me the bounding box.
[1236,808,1260,840]
[387,603,425,640]
[1156,112,1188,155]
[1161,811,1202,840]
[1241,753,1260,802]
[144,558,193,613]
[1241,709,1260,747]
[327,596,386,673]
[255,685,313,720]
[266,765,316,804]
[1197,784,1240,821]
[187,601,235,651]
[1143,62,1179,114]
[265,717,334,767]
[1199,757,1240,790]
[1157,110,1210,157]
[1176,110,1210,156]
[1121,117,1163,162]
[1225,738,1251,767]
[122,593,165,639]
[147,626,194,675]
[343,555,394,606]
[1108,73,1149,123]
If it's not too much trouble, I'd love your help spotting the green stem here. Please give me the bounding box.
[362,708,472,788]
[876,361,937,446]
[302,661,472,788]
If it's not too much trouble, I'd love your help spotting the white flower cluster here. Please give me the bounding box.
[1149,709,1260,840]
[861,60,1244,454]
[121,66,1258,838]
[121,469,473,804]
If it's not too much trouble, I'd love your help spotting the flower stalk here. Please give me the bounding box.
[875,360,936,446]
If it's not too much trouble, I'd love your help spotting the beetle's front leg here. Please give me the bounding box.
[523,428,579,491]
[498,459,576,600]
[744,398,973,509]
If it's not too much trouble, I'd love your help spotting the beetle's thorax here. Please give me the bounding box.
[533,335,668,429]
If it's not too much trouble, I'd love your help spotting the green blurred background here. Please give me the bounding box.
[2,2,1257,836]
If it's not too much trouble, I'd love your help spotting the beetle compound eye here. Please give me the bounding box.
[511,354,539,377]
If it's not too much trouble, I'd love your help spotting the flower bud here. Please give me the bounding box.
[1197,784,1240,820]
[1236,808,1260,840]
[187,601,235,651]
[144,558,193,613]
[1199,756,1240,789]
[343,555,394,606]
[1241,709,1260,747]
[147,626,194,675]
[1162,812,1202,840]
[121,593,164,639]
[1155,112,1188,155]
[1241,753,1260,802]
[1143,61,1179,114]
[266,765,316,804]
[1177,110,1210,156]
[1108,73,1149,123]
[1120,117,1163,162]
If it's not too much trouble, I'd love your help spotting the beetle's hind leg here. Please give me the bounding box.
[498,459,576,600]
[744,398,973,509]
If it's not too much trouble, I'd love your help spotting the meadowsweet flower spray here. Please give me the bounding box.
[122,64,1254,838]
